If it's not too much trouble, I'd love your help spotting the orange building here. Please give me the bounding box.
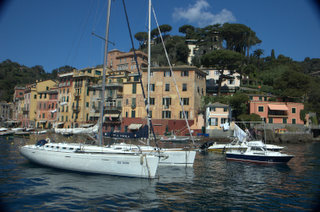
[249,100,304,125]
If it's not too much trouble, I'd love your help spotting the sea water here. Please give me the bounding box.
[0,136,319,211]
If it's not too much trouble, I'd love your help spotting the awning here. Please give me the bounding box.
[104,114,119,118]
[80,124,94,128]
[6,120,20,123]
[268,104,288,111]
[128,124,142,130]
[38,120,47,123]
[56,122,64,125]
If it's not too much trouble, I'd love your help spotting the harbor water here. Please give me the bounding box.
[1,136,320,211]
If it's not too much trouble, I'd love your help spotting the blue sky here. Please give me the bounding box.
[0,0,319,73]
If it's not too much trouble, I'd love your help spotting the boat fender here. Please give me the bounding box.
[140,154,144,165]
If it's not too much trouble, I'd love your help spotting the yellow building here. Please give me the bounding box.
[121,65,207,135]
[21,80,57,128]
[68,68,101,128]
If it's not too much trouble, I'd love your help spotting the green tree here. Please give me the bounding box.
[220,23,261,57]
[274,69,311,101]
[179,24,196,39]
[134,32,148,49]
[229,92,249,120]
[201,49,244,96]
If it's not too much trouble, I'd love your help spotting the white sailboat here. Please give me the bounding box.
[19,0,159,179]
[110,0,196,167]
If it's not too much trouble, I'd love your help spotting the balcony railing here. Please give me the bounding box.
[268,111,288,118]
[72,105,80,112]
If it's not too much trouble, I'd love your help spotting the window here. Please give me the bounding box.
[132,98,136,106]
[162,111,171,118]
[150,98,155,105]
[39,103,41,109]
[210,107,216,112]
[221,118,228,124]
[283,118,287,124]
[180,111,189,119]
[224,107,228,112]
[292,108,296,113]
[34,94,37,99]
[162,98,171,107]
[269,118,273,123]
[165,83,170,91]
[66,116,68,122]
[250,96,253,100]
[150,84,155,92]
[259,96,262,101]
[149,110,152,118]
[209,118,218,126]
[126,111,128,117]
[95,70,101,75]
[131,110,136,118]
[164,71,171,77]
[182,83,187,91]
[182,98,189,105]
[42,113,45,118]
[86,102,89,108]
[181,71,189,77]
[229,79,234,85]
[132,83,136,94]
[258,106,264,112]
[134,76,139,81]
[292,118,296,124]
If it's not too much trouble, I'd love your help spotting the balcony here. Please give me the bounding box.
[72,105,80,113]
[74,93,80,99]
[268,111,288,118]
[22,107,29,114]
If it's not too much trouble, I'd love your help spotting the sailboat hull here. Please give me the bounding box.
[159,149,196,167]
[20,145,159,178]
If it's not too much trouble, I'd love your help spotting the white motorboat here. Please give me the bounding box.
[225,142,294,164]
[205,123,284,153]
[19,0,159,179]
[206,139,284,153]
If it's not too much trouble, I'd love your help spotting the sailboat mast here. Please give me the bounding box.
[147,0,151,145]
[99,0,112,146]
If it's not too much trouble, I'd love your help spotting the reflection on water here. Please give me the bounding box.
[1,137,320,211]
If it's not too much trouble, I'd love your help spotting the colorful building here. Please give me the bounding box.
[249,100,304,125]
[121,65,207,136]
[206,102,231,130]
[21,80,57,128]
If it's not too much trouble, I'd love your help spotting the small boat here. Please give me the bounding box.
[225,142,294,164]
[110,143,196,167]
[160,135,190,143]
[206,139,284,153]
[54,124,98,135]
[0,128,14,136]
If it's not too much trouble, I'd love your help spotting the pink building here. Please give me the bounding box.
[249,101,304,125]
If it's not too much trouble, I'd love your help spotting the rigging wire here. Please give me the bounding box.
[121,0,159,149]
[152,5,196,146]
